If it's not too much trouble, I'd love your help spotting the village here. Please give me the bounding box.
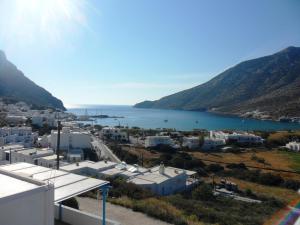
[1,100,300,225]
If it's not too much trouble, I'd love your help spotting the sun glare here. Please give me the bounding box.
[1,0,90,44]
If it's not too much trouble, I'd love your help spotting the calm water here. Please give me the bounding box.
[68,105,300,131]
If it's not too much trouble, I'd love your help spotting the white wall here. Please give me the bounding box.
[0,186,54,225]
[54,204,120,225]
[50,131,91,150]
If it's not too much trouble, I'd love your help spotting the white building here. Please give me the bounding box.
[0,144,25,161]
[182,136,200,149]
[61,160,197,196]
[50,127,91,151]
[0,169,54,225]
[37,135,50,148]
[60,160,117,177]
[8,148,54,165]
[0,162,118,225]
[228,133,263,144]
[145,136,175,148]
[100,127,128,142]
[286,142,300,151]
[202,138,226,150]
[210,131,263,144]
[67,149,84,163]
[5,115,27,125]
[0,127,37,147]
[128,163,196,195]
[37,155,65,168]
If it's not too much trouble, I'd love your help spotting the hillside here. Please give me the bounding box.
[135,46,300,119]
[0,50,65,110]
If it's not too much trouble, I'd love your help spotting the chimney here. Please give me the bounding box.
[159,162,165,174]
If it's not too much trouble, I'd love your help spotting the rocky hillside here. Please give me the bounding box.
[135,46,300,119]
[0,50,65,110]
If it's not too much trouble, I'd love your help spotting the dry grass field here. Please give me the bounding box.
[191,149,300,181]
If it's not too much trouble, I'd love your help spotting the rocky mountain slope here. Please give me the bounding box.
[135,46,300,119]
[0,50,65,110]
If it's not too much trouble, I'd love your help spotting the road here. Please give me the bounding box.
[76,197,172,225]
[91,136,121,163]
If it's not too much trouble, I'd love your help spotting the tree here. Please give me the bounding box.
[192,184,215,201]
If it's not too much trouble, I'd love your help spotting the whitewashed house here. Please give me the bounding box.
[286,142,300,151]
[128,163,196,195]
[0,144,24,161]
[210,131,263,144]
[202,138,226,150]
[0,127,37,147]
[100,127,128,142]
[49,127,91,151]
[182,136,200,149]
[8,148,54,165]
[145,136,175,148]
[0,169,54,225]
[228,133,263,144]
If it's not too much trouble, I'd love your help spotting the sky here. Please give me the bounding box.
[0,0,299,108]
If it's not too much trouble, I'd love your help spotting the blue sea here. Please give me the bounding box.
[68,105,300,131]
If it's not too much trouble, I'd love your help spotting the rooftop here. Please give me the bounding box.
[60,160,117,172]
[0,162,109,203]
[0,169,45,199]
[0,144,25,151]
[15,148,54,156]
[40,155,64,161]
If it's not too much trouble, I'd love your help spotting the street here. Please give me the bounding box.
[91,136,121,163]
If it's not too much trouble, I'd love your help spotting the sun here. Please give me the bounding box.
[2,0,89,43]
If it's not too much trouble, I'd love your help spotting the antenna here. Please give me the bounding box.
[56,121,62,170]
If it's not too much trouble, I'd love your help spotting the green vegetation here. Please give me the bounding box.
[266,131,300,147]
[109,144,139,164]
[110,197,190,225]
[32,123,55,136]
[107,181,283,225]
[279,150,300,172]
[151,151,205,171]
[61,197,79,209]
[83,148,99,162]
[107,176,154,200]
[222,166,300,190]
[166,187,282,225]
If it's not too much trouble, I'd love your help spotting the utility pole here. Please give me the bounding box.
[56,121,61,170]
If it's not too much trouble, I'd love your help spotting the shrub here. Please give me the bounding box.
[192,183,215,201]
[226,163,247,170]
[205,163,224,173]
[61,197,79,209]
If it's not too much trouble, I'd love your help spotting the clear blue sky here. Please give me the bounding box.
[0,0,299,107]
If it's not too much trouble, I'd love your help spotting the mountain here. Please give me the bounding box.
[0,50,65,110]
[135,46,300,119]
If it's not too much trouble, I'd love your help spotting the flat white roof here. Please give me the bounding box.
[39,155,63,160]
[60,160,117,172]
[14,148,54,156]
[0,162,109,203]
[0,144,24,151]
[129,177,155,185]
[0,172,40,198]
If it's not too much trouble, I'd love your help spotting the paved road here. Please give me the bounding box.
[76,197,172,225]
[91,137,121,163]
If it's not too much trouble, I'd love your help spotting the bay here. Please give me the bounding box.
[68,105,300,131]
